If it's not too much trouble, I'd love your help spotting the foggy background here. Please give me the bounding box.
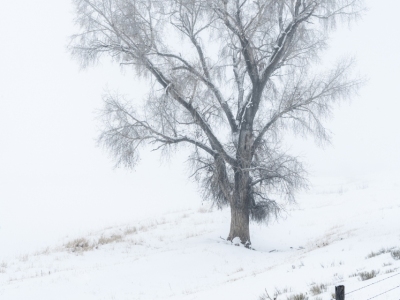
[1,0,399,259]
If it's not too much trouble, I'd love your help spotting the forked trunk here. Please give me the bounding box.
[227,203,250,247]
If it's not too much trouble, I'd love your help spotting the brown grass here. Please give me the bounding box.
[310,283,327,295]
[98,234,123,245]
[65,238,94,252]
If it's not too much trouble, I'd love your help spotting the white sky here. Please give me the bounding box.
[0,0,399,258]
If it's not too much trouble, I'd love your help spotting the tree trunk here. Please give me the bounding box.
[227,128,253,247]
[227,203,251,247]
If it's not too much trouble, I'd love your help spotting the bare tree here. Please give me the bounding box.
[70,0,363,247]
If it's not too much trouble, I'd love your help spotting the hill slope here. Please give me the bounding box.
[1,173,400,299]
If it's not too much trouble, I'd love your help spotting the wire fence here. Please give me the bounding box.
[365,285,400,300]
[336,271,400,299]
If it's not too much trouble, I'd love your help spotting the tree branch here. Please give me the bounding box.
[143,57,237,166]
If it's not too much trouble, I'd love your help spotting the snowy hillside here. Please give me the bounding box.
[1,173,400,300]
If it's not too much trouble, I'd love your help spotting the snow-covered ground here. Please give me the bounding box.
[1,173,400,300]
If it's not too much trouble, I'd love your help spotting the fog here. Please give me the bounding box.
[1,0,399,258]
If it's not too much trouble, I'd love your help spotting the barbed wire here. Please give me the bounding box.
[346,272,400,295]
[365,285,400,299]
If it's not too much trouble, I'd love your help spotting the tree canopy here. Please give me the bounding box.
[70,0,363,245]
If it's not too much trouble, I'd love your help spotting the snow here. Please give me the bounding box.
[231,237,242,246]
[1,2,400,299]
[1,173,400,299]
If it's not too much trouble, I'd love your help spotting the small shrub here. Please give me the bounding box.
[310,283,327,295]
[390,249,400,260]
[258,289,274,300]
[358,270,379,281]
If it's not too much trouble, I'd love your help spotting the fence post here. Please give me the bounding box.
[335,285,345,300]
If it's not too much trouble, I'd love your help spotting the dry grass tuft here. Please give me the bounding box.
[391,249,400,260]
[358,270,379,281]
[139,222,157,232]
[286,293,307,300]
[0,261,6,274]
[128,238,144,245]
[385,268,398,274]
[65,238,94,252]
[124,226,137,235]
[366,248,390,259]
[98,234,123,245]
[34,247,50,256]
[310,283,327,295]
[19,254,29,262]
